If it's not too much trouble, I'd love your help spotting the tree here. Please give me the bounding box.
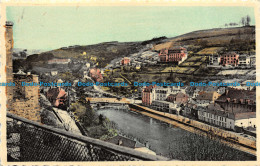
[241,17,245,26]
[246,15,251,26]
[99,114,104,125]
[71,101,97,127]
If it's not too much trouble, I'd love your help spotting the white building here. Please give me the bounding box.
[85,62,91,68]
[152,86,171,101]
[238,55,251,66]
[50,70,58,76]
[198,103,256,130]
[208,54,221,66]
[196,91,221,106]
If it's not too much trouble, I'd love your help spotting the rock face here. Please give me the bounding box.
[89,68,103,82]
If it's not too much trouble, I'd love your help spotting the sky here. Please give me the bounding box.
[6,6,255,51]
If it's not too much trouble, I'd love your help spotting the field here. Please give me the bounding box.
[161,67,196,74]
[196,47,224,55]
[217,70,250,75]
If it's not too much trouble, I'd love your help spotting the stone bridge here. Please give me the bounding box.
[86,97,131,104]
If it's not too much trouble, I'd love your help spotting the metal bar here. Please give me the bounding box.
[7,112,169,161]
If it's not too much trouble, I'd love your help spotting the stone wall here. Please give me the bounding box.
[10,74,41,122]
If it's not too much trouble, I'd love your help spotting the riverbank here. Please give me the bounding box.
[129,104,256,156]
[97,108,256,160]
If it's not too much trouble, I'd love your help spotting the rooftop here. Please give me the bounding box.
[196,91,219,101]
[216,88,255,102]
[106,135,136,149]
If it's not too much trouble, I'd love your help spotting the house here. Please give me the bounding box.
[238,55,250,66]
[142,85,156,106]
[198,103,256,130]
[152,86,171,101]
[85,62,91,68]
[250,55,256,67]
[182,102,197,117]
[151,100,177,113]
[120,57,131,66]
[159,46,188,64]
[215,88,256,113]
[50,70,58,76]
[166,92,189,105]
[106,135,156,155]
[89,68,103,82]
[209,54,221,66]
[196,91,221,106]
[220,52,239,66]
[136,64,141,70]
[233,112,256,129]
[198,103,231,128]
[90,56,97,62]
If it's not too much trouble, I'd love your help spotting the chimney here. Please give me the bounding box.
[225,89,229,95]
[118,139,123,146]
[145,142,149,148]
[5,21,14,111]
[5,21,13,82]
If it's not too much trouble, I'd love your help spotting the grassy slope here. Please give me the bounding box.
[153,26,255,51]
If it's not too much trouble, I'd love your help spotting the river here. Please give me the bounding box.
[97,107,256,161]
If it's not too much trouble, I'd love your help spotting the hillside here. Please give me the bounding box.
[14,26,255,73]
[153,26,255,53]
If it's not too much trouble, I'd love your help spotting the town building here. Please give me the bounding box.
[250,55,256,67]
[198,103,256,130]
[166,92,189,105]
[151,100,172,112]
[159,46,188,64]
[89,68,103,82]
[142,85,156,106]
[233,112,256,129]
[182,102,197,117]
[238,55,250,66]
[209,54,221,66]
[85,62,91,68]
[106,135,156,155]
[220,52,239,66]
[51,70,58,76]
[120,57,131,66]
[215,88,256,113]
[196,91,221,106]
[152,86,171,101]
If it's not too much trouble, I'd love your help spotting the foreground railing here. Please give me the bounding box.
[7,112,169,161]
